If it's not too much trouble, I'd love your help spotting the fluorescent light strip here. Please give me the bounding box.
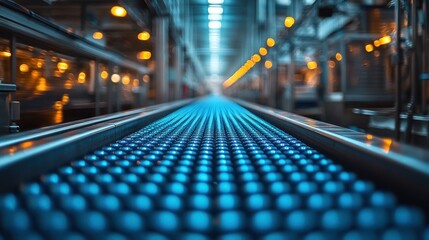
[208,21,221,29]
[208,14,222,21]
[208,0,224,4]
[208,6,223,14]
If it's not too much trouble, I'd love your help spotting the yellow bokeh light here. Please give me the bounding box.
[78,72,86,83]
[54,101,63,110]
[122,75,131,85]
[251,54,261,63]
[335,53,343,61]
[19,64,29,73]
[267,38,275,48]
[57,62,68,71]
[92,32,104,40]
[137,51,151,60]
[138,31,151,41]
[264,60,273,69]
[259,47,268,56]
[111,6,127,17]
[365,44,374,53]
[31,70,40,79]
[111,73,120,83]
[284,16,295,28]
[64,80,73,89]
[379,36,392,45]
[374,40,381,47]
[307,61,318,70]
[133,79,140,87]
[100,70,109,80]
[0,51,11,57]
[36,77,48,92]
[62,94,70,105]
[143,74,150,83]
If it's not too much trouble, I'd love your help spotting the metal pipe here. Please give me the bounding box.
[405,0,419,143]
[394,0,402,141]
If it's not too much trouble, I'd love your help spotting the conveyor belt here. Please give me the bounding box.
[0,97,428,239]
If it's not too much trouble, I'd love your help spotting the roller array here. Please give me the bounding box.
[0,97,428,240]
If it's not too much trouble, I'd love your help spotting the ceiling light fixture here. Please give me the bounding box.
[208,6,223,14]
[208,14,222,21]
[208,0,224,4]
[209,21,222,29]
[111,6,127,17]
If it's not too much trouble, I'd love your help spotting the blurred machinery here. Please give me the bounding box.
[222,0,429,147]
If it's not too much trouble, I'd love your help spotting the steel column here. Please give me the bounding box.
[155,16,169,103]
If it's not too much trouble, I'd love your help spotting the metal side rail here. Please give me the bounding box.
[0,99,193,191]
[234,98,429,211]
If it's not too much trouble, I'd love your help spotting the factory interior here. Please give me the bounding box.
[0,0,429,239]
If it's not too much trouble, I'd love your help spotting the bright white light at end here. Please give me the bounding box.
[276,0,291,5]
[208,14,222,21]
[209,21,222,29]
[208,6,223,14]
[208,0,224,4]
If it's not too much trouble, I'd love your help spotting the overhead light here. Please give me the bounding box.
[365,44,374,53]
[379,36,392,45]
[209,21,222,29]
[111,74,120,83]
[374,40,381,47]
[208,0,224,4]
[284,16,295,28]
[266,38,275,47]
[335,53,343,61]
[307,61,318,70]
[137,51,152,60]
[111,6,127,17]
[208,14,222,21]
[265,60,273,69]
[208,6,223,14]
[251,54,261,63]
[259,47,268,56]
[0,51,11,57]
[19,64,29,73]
[138,31,151,41]
[92,31,104,40]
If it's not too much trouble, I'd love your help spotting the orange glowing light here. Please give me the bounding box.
[137,51,151,60]
[307,61,318,70]
[379,36,392,45]
[365,44,374,53]
[284,16,295,28]
[374,40,381,47]
[138,31,151,41]
[264,60,273,69]
[122,75,131,85]
[251,54,261,63]
[92,32,104,40]
[259,47,268,56]
[267,38,275,48]
[335,53,343,61]
[0,51,11,57]
[19,64,29,73]
[100,70,109,80]
[111,6,127,17]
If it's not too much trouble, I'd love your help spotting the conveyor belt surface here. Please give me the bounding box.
[0,97,428,239]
